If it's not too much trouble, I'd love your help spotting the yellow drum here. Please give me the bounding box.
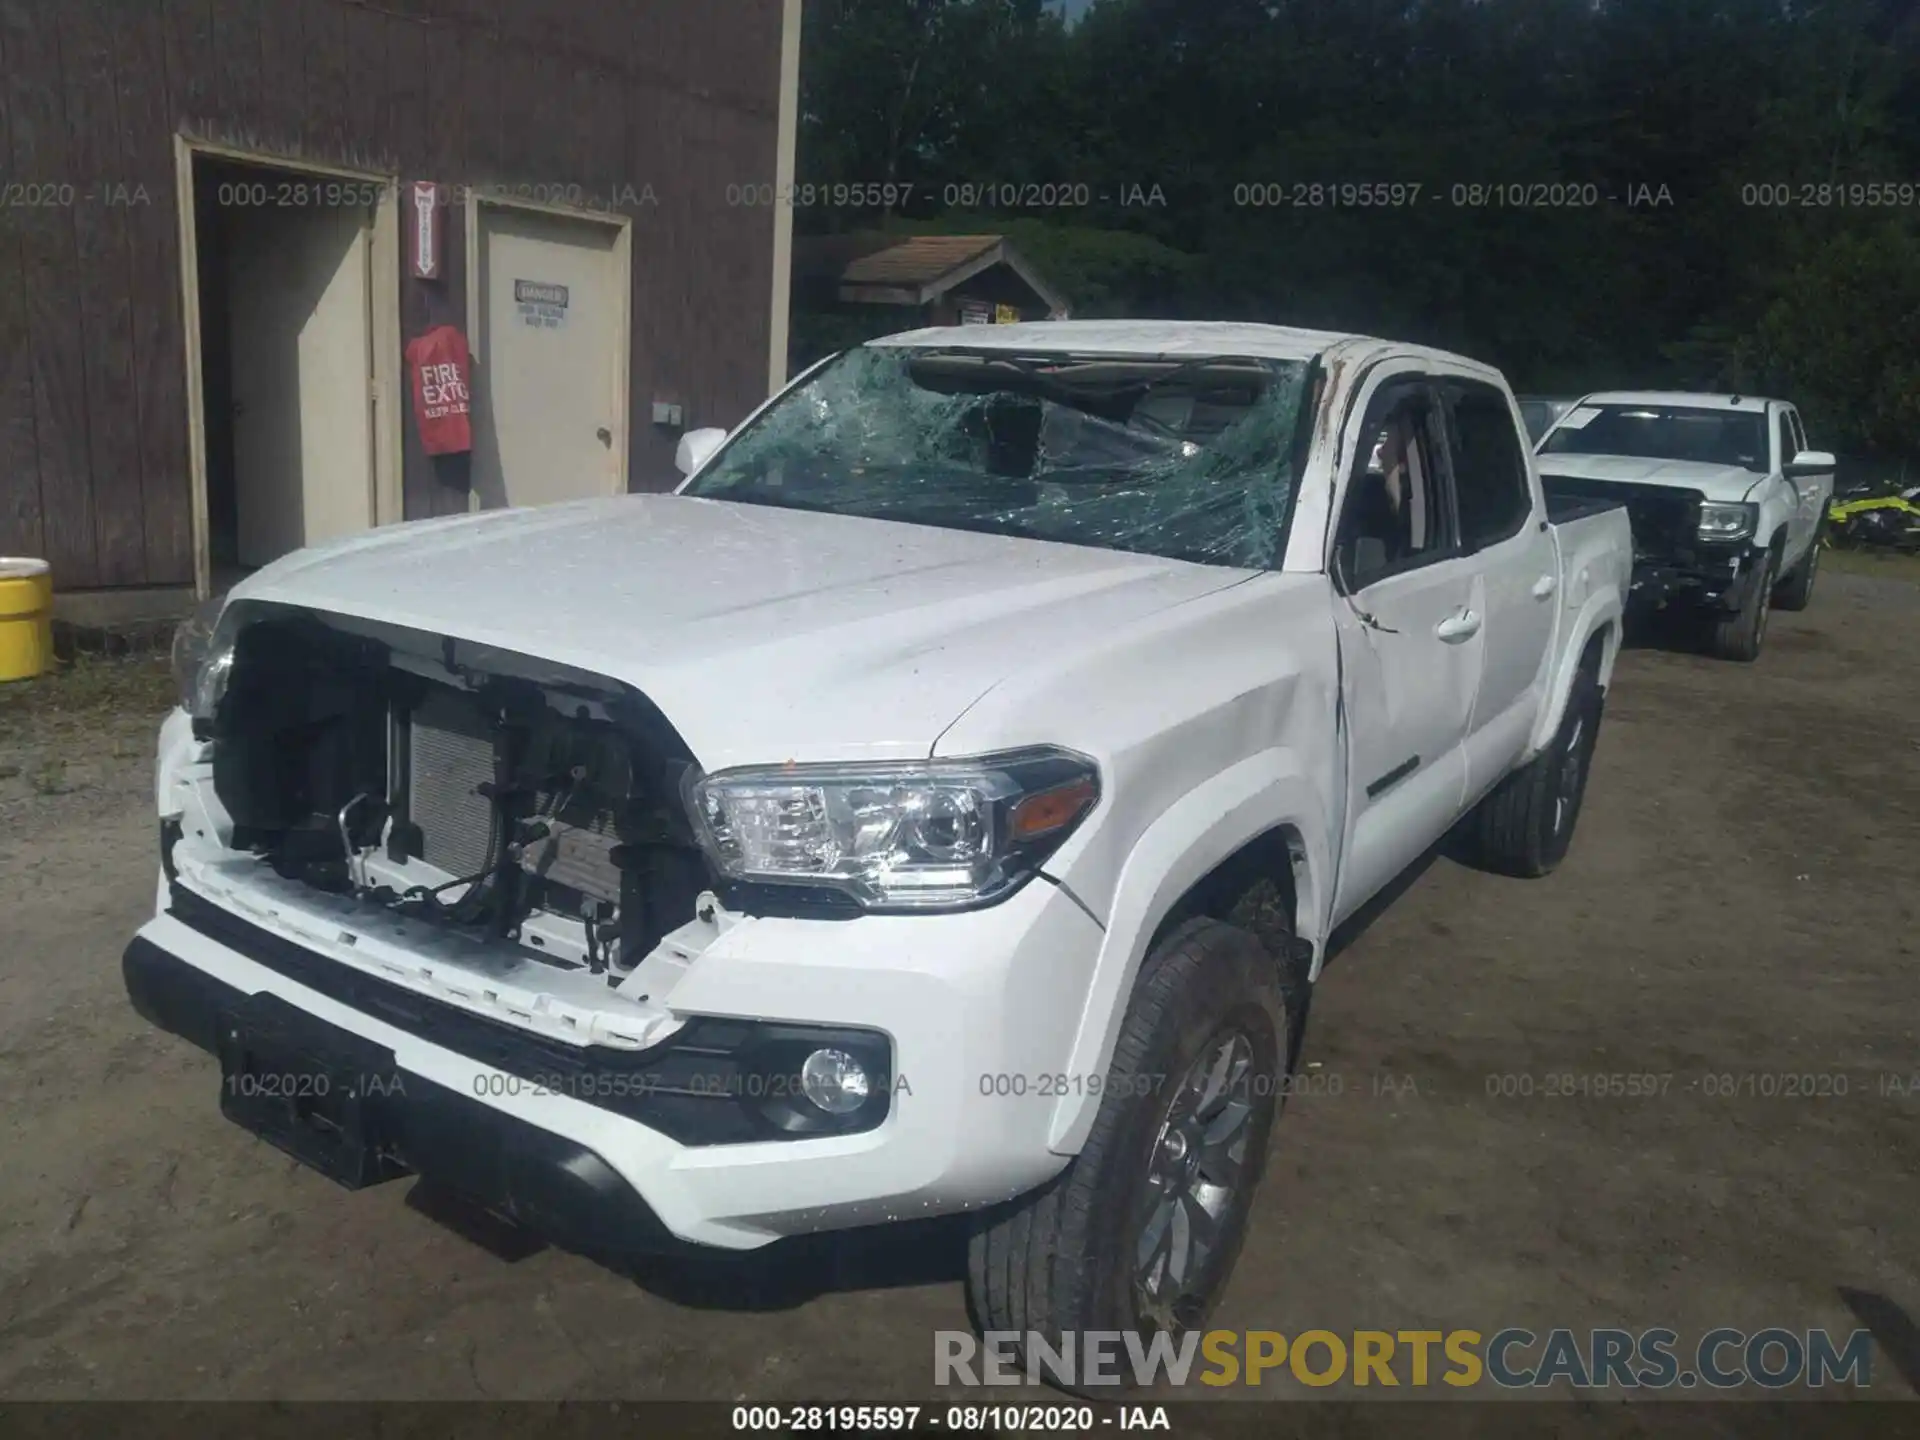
[0,557,53,683]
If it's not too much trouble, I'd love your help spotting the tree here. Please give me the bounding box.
[1733,225,1920,458]
[791,0,1920,463]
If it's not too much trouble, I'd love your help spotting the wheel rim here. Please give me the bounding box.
[1756,569,1772,640]
[1553,710,1587,835]
[1134,1030,1257,1332]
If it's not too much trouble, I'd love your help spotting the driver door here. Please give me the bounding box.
[1328,374,1484,925]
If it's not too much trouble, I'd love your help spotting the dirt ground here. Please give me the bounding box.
[2,565,1918,1408]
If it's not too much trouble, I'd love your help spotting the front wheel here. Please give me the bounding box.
[1773,534,1820,613]
[1710,549,1777,661]
[965,918,1289,1390]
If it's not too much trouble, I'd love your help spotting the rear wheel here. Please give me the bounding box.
[1464,658,1603,879]
[1709,548,1778,662]
[965,918,1289,1391]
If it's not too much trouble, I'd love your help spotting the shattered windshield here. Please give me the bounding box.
[681,345,1314,570]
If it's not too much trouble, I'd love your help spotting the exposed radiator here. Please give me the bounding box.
[407,688,496,880]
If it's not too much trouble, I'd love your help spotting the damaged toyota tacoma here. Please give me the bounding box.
[128,320,1629,1357]
[1536,391,1835,661]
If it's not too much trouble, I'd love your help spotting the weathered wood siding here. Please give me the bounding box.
[0,0,785,586]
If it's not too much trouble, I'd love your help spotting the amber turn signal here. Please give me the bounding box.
[1009,777,1098,840]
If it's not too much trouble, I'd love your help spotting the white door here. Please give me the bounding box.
[228,197,375,567]
[472,206,625,509]
[1329,377,1483,924]
[1444,380,1558,794]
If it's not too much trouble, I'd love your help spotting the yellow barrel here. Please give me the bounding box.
[0,557,54,683]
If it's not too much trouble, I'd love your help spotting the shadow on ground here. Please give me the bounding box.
[409,1178,972,1312]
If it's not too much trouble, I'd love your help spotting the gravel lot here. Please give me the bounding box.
[2,568,1917,1408]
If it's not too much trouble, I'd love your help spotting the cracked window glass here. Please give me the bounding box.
[682,345,1314,570]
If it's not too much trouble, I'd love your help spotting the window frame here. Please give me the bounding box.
[1330,376,1464,594]
[1440,378,1536,554]
[1774,407,1798,474]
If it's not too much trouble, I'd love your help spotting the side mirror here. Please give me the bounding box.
[675,427,728,477]
[1788,449,1836,476]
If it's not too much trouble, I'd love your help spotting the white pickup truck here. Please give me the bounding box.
[1536,391,1836,661]
[130,321,1629,1362]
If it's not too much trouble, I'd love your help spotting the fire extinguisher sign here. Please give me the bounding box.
[406,325,473,456]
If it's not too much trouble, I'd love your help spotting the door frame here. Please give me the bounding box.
[173,135,403,599]
[1324,366,1478,927]
[463,191,634,512]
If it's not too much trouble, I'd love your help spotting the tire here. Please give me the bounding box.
[1772,533,1820,613]
[1709,547,1777,661]
[1463,658,1603,879]
[965,917,1290,1391]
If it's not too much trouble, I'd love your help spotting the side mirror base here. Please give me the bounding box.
[675,427,729,478]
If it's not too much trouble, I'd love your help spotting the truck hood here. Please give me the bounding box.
[230,494,1256,769]
[1535,453,1765,504]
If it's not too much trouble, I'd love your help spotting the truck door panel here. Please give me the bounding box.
[1327,375,1479,924]
[1444,381,1559,796]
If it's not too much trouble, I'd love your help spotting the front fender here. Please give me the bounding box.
[1753,484,1795,559]
[1044,747,1333,1155]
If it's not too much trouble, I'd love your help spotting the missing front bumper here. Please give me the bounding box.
[124,934,679,1254]
[145,881,895,1146]
[1630,544,1767,614]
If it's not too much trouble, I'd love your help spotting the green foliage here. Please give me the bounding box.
[1733,225,1920,458]
[795,0,1920,462]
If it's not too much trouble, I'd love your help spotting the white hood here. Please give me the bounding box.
[1535,453,1766,504]
[229,494,1255,770]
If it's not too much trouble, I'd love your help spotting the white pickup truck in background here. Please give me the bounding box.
[132,321,1630,1375]
[1536,391,1836,661]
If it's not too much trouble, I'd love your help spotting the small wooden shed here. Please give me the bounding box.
[790,233,1070,368]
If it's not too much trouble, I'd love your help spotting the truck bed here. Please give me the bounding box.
[1542,473,1703,561]
[1544,490,1626,526]
[1545,494,1635,645]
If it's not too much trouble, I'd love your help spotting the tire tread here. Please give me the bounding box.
[965,917,1287,1370]
[1465,662,1601,879]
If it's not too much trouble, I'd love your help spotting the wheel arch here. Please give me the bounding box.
[1043,750,1332,1157]
[1145,824,1312,976]
[1529,612,1617,756]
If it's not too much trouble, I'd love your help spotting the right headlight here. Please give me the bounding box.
[169,596,236,723]
[685,747,1100,913]
[1697,501,1758,543]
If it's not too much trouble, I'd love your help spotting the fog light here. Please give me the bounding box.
[800,1048,870,1115]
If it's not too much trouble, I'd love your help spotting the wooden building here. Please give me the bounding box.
[0,0,801,608]
[789,232,1069,372]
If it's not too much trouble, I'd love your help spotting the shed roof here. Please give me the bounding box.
[805,233,1069,317]
[841,234,1003,286]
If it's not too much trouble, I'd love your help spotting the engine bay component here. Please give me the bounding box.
[203,602,710,978]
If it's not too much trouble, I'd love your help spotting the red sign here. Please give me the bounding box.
[405,325,472,455]
[409,181,441,279]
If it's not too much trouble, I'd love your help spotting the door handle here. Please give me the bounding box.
[1532,574,1557,600]
[596,427,613,447]
[1435,608,1482,643]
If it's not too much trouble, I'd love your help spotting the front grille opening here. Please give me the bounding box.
[205,601,711,980]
